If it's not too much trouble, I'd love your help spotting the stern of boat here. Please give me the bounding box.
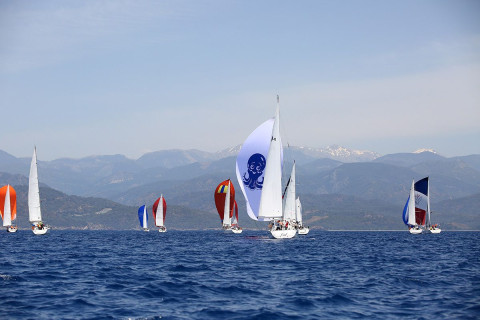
[271,228,297,239]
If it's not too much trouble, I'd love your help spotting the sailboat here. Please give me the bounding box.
[236,96,296,239]
[231,200,243,234]
[271,161,299,238]
[214,179,241,232]
[138,205,149,231]
[0,185,18,232]
[152,195,167,232]
[296,197,310,235]
[403,179,423,234]
[403,177,441,234]
[29,147,49,235]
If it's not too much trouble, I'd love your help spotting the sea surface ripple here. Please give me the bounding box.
[0,230,479,319]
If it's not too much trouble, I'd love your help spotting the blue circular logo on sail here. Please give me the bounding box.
[243,153,266,190]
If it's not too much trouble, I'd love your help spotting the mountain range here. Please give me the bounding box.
[0,145,479,230]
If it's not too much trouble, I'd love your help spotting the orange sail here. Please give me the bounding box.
[0,185,17,221]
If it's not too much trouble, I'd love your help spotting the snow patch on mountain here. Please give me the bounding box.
[217,144,380,162]
[413,148,437,154]
[293,145,381,162]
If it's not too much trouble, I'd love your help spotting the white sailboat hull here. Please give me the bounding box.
[231,228,243,234]
[271,228,297,239]
[409,227,422,234]
[32,226,49,235]
[158,227,167,233]
[298,227,309,235]
[7,227,18,233]
[427,228,442,234]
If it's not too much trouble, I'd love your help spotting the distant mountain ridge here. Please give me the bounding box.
[1,147,479,230]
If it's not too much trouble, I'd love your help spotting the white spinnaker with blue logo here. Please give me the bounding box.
[236,107,283,221]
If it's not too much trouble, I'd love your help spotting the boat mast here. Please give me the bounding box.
[426,177,431,227]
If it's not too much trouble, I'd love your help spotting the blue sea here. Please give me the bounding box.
[1,230,479,319]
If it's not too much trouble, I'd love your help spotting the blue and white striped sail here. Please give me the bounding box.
[236,105,283,221]
[138,205,148,229]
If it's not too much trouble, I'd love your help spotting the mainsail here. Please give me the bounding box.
[152,195,167,227]
[232,200,239,225]
[296,197,302,225]
[282,162,297,222]
[258,106,283,219]
[28,147,42,223]
[414,177,429,226]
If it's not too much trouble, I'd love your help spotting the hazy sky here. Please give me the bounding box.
[1,0,479,160]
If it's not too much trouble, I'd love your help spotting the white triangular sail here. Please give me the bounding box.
[142,206,148,229]
[258,105,283,220]
[282,162,296,222]
[28,147,42,223]
[156,195,165,227]
[3,185,12,227]
[296,197,302,225]
[223,181,232,226]
[407,179,416,226]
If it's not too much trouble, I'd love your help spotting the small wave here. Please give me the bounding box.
[291,297,316,308]
[0,274,14,281]
[247,308,303,320]
[168,264,198,272]
[211,284,261,296]
[317,293,355,305]
[123,316,162,320]
[134,287,168,299]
